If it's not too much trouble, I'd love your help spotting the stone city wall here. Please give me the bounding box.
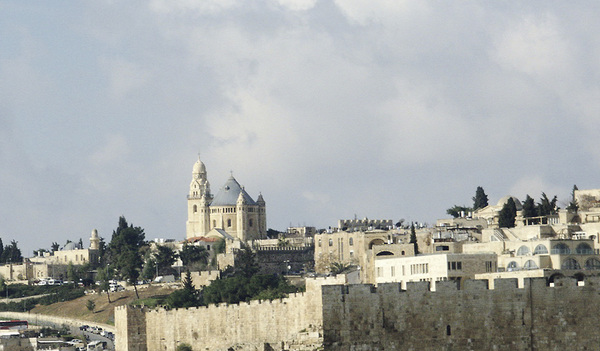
[322,277,600,350]
[115,277,343,351]
[117,276,600,351]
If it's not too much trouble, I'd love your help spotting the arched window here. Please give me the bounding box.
[507,261,519,271]
[193,205,197,213]
[318,239,322,247]
[586,258,600,270]
[576,243,593,255]
[524,260,538,270]
[349,237,354,246]
[552,243,571,254]
[376,251,394,256]
[561,258,581,270]
[329,239,333,246]
[227,219,232,227]
[533,244,548,255]
[249,219,253,227]
[517,246,530,256]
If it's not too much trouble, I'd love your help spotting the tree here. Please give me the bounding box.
[67,262,78,283]
[165,270,199,309]
[472,186,489,210]
[154,245,176,276]
[538,193,558,216]
[567,184,579,212]
[410,223,419,254]
[51,242,60,253]
[522,195,537,219]
[179,244,209,268]
[78,238,84,249]
[330,262,350,275]
[214,238,226,254]
[96,265,113,303]
[446,205,471,218]
[498,198,517,228]
[108,216,146,299]
[235,243,259,278]
[1,240,22,263]
[86,299,95,312]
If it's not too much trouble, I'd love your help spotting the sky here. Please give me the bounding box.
[2,1,600,257]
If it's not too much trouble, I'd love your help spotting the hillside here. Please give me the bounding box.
[29,285,175,326]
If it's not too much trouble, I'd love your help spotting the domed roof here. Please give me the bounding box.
[497,195,523,210]
[63,242,77,251]
[211,176,257,206]
[192,158,206,174]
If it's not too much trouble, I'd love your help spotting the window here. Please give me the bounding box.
[436,245,449,251]
[349,237,354,246]
[585,258,600,270]
[524,260,538,270]
[576,243,593,255]
[552,243,571,254]
[213,220,216,228]
[318,239,322,247]
[561,258,581,270]
[227,219,232,227]
[507,261,519,271]
[533,244,548,255]
[391,266,395,276]
[329,239,333,246]
[485,261,494,272]
[193,205,197,213]
[517,246,530,256]
[377,267,383,277]
[249,219,253,227]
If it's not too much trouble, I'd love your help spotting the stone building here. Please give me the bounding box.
[375,252,497,289]
[186,157,266,242]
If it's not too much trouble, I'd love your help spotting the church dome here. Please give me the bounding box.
[211,176,257,206]
[192,158,206,174]
[497,195,523,210]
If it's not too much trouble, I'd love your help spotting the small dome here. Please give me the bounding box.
[63,242,77,251]
[193,158,206,174]
[497,195,523,210]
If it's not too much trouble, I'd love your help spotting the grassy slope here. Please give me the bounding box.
[29,285,173,326]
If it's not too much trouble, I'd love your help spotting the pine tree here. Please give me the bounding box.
[498,198,517,228]
[522,195,537,218]
[409,223,419,254]
[567,184,579,212]
[472,186,489,210]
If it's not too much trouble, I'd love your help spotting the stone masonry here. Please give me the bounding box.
[116,276,600,350]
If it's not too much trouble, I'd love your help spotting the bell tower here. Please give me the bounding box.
[187,156,213,239]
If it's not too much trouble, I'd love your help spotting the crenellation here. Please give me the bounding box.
[493,277,518,290]
[405,280,430,292]
[463,279,489,291]
[435,279,459,292]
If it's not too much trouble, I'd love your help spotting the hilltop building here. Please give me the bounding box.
[186,157,267,242]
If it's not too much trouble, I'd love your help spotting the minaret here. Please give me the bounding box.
[90,229,100,250]
[236,191,247,241]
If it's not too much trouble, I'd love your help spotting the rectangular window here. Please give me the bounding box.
[451,262,456,270]
[377,267,383,277]
[457,262,462,270]
[391,266,395,276]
